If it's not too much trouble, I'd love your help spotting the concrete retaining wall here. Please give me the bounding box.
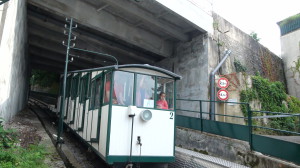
[0,0,29,121]
[155,34,210,117]
[210,13,285,84]
[176,127,300,168]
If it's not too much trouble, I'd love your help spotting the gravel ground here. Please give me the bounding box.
[4,107,66,168]
[28,99,108,168]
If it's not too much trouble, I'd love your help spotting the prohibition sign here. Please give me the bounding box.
[217,89,229,101]
[217,77,229,88]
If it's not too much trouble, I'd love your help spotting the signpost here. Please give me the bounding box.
[217,89,229,101]
[217,77,229,89]
[217,77,229,101]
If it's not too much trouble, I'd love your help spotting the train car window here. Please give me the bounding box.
[79,74,89,103]
[89,80,96,109]
[113,71,134,106]
[103,72,112,104]
[156,77,174,110]
[71,75,79,100]
[136,74,155,108]
[66,75,72,97]
[94,77,102,108]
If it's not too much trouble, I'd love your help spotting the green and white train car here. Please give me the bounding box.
[57,64,181,167]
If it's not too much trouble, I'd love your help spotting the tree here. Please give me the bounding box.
[250,31,260,42]
[30,69,59,87]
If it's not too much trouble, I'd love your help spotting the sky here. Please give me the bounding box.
[211,0,300,56]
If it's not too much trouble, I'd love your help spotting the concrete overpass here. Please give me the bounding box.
[27,0,213,73]
[0,0,213,120]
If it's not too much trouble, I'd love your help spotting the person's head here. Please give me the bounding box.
[159,92,166,100]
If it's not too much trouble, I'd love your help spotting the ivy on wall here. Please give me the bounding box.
[259,47,277,82]
[240,75,300,133]
[233,59,247,73]
[290,57,300,85]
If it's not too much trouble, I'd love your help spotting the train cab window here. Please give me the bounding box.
[113,71,134,106]
[156,77,174,110]
[136,74,155,108]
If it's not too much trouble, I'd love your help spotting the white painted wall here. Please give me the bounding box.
[281,30,300,99]
[0,0,28,121]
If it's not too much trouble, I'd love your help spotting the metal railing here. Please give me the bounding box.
[175,99,300,165]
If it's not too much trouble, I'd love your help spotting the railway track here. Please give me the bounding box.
[28,98,108,168]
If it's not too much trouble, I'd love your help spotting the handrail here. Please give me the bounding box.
[177,98,249,104]
[253,125,300,136]
[251,110,300,117]
[175,98,300,164]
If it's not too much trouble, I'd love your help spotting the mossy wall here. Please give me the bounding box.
[211,13,285,85]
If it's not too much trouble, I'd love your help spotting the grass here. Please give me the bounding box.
[0,120,49,168]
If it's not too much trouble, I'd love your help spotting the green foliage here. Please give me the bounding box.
[287,96,300,113]
[0,124,48,168]
[0,145,48,168]
[290,57,300,77]
[240,89,256,116]
[30,69,59,88]
[250,32,260,42]
[251,76,287,112]
[234,59,247,72]
[0,124,18,148]
[240,75,300,134]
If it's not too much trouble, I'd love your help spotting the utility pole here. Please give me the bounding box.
[57,18,77,145]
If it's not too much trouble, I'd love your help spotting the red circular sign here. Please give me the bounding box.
[217,89,229,101]
[217,78,229,88]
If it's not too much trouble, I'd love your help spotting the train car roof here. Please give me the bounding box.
[68,64,182,80]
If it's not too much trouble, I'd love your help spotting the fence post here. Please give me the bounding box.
[247,103,253,150]
[200,100,203,132]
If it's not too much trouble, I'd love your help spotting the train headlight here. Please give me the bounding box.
[140,110,152,121]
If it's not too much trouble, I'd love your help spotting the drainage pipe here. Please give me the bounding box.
[210,49,232,120]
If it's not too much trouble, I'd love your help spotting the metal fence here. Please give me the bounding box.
[176,99,300,165]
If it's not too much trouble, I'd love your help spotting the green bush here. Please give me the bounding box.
[240,75,300,134]
[0,124,18,148]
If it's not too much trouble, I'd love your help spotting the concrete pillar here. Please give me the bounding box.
[0,0,29,122]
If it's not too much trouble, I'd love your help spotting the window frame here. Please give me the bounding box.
[100,69,176,111]
[112,70,135,107]
[79,73,90,104]
[89,73,103,110]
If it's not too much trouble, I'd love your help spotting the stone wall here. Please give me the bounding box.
[210,13,285,84]
[0,0,29,121]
